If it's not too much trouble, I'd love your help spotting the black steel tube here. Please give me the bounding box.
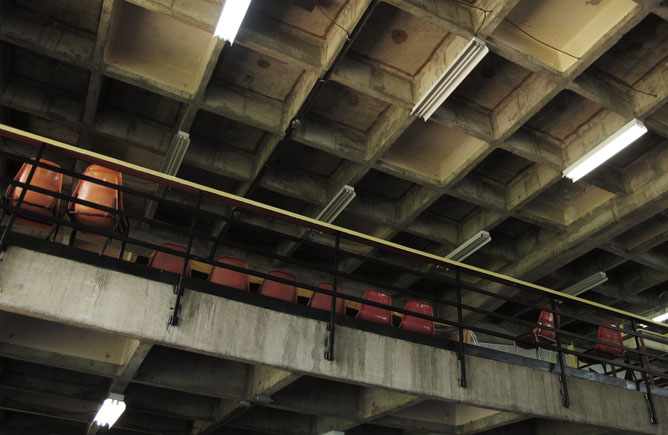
[456,269,467,388]
[0,143,46,250]
[552,297,570,408]
[631,319,658,424]
[169,190,202,327]
[325,231,341,361]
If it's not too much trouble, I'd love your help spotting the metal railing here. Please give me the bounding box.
[1,124,667,424]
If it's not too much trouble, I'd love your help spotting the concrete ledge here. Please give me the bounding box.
[0,246,665,434]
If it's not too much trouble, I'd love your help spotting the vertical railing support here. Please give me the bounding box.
[456,268,467,388]
[631,319,658,424]
[0,143,46,251]
[169,190,202,327]
[551,296,570,408]
[325,231,341,361]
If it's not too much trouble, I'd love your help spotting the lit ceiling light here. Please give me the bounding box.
[93,393,126,429]
[563,119,647,182]
[412,38,488,121]
[445,231,491,262]
[315,185,356,223]
[562,272,607,297]
[214,0,252,44]
[652,312,668,323]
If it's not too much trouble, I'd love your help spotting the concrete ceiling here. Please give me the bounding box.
[0,0,667,433]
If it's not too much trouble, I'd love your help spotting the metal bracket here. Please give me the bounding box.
[456,269,467,388]
[551,296,570,408]
[324,232,340,362]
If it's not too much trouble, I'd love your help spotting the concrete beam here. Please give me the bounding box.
[109,341,153,393]
[292,119,367,163]
[134,347,249,400]
[501,130,564,170]
[332,57,413,108]
[432,96,496,143]
[0,246,666,434]
[0,6,95,69]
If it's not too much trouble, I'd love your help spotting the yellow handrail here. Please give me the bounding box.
[1,123,666,331]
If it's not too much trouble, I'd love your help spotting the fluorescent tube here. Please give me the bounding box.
[562,272,607,296]
[563,119,647,182]
[93,394,126,429]
[315,185,356,223]
[412,38,488,121]
[445,231,491,262]
[652,312,668,323]
[214,0,252,44]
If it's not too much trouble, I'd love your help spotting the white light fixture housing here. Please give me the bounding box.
[653,312,668,323]
[562,272,608,297]
[445,231,491,262]
[214,0,252,44]
[563,118,647,182]
[94,393,126,429]
[315,185,356,223]
[412,38,488,121]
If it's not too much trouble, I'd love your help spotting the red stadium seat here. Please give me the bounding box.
[399,300,435,335]
[149,242,192,276]
[356,289,392,326]
[259,270,297,303]
[68,165,128,239]
[208,256,250,291]
[4,159,62,229]
[581,321,625,363]
[515,305,560,349]
[308,282,346,314]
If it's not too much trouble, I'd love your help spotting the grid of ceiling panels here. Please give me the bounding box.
[0,0,667,432]
[1,0,667,323]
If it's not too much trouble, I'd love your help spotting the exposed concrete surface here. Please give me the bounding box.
[0,247,665,434]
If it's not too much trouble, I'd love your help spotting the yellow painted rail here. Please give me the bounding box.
[1,123,666,331]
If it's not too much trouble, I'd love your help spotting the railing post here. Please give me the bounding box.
[456,268,467,388]
[324,231,341,361]
[0,143,46,251]
[168,190,202,327]
[631,319,658,424]
[551,296,570,408]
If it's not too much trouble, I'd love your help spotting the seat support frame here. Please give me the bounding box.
[0,143,46,251]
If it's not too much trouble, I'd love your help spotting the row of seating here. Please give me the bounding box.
[4,159,128,251]
[149,243,435,336]
[516,306,625,366]
[7,161,625,353]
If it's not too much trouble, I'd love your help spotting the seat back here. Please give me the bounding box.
[149,242,192,276]
[259,270,297,303]
[595,321,625,357]
[399,300,434,335]
[70,165,124,234]
[308,282,345,314]
[6,159,62,227]
[208,256,250,291]
[534,305,560,342]
[356,289,392,326]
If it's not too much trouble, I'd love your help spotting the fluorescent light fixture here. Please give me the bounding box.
[652,312,668,323]
[563,119,647,182]
[445,230,491,262]
[562,272,607,297]
[163,131,190,176]
[94,393,126,429]
[412,38,488,121]
[315,185,356,223]
[213,0,252,44]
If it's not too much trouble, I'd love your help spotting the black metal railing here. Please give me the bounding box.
[1,125,667,424]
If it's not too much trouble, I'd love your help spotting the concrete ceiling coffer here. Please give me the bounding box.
[493,0,638,72]
[380,121,488,186]
[104,1,218,97]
